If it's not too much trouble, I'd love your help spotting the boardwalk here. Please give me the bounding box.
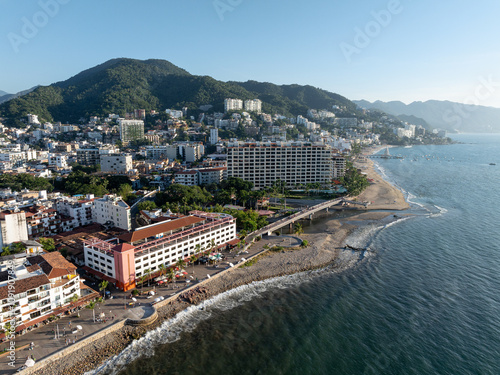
[250,198,344,238]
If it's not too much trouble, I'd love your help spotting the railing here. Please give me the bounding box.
[133,217,234,253]
[83,238,116,254]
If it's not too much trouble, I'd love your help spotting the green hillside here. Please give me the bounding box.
[0,58,356,124]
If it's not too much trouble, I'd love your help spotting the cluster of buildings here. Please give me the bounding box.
[224,98,262,113]
[0,192,132,249]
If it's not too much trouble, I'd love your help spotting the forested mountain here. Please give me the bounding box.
[0,58,356,124]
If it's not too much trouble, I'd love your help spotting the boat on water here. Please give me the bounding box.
[490,163,496,166]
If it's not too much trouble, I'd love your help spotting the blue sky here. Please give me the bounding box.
[1,0,500,107]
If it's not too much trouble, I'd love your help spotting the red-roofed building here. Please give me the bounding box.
[83,211,237,291]
[0,252,95,336]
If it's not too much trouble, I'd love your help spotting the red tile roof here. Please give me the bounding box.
[0,274,51,299]
[118,216,205,243]
[28,252,77,279]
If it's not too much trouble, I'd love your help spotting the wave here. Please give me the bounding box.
[86,265,355,375]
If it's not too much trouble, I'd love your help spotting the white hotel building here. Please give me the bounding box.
[83,211,237,291]
[227,141,346,190]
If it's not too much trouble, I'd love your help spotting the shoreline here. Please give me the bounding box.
[31,145,410,375]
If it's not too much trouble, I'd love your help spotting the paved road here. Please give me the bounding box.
[0,232,300,373]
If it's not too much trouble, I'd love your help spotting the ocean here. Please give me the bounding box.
[91,133,500,375]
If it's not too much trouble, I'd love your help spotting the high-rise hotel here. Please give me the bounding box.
[227,141,345,190]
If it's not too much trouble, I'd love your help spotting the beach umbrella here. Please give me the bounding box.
[25,358,35,367]
[76,325,83,330]
[182,271,188,275]
[207,274,211,278]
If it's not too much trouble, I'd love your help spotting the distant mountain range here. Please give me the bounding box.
[354,99,500,133]
[0,58,357,124]
[0,86,39,105]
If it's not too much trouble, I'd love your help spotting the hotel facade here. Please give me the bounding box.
[227,141,346,190]
[83,211,237,291]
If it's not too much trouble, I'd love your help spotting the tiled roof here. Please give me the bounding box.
[0,274,51,299]
[118,216,204,243]
[27,252,77,279]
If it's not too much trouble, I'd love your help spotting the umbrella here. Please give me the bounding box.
[207,274,211,278]
[76,325,83,330]
[229,263,234,267]
[25,358,35,367]
[132,297,137,302]
[182,271,188,275]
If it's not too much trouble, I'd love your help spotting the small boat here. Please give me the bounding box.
[489,163,496,166]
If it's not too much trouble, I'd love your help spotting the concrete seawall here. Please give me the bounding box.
[20,320,126,375]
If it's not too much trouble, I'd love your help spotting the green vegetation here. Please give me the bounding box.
[137,201,157,211]
[38,237,55,252]
[0,58,357,124]
[0,173,53,192]
[340,161,370,196]
[301,240,309,248]
[1,242,26,257]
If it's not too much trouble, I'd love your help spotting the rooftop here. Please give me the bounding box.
[118,215,205,244]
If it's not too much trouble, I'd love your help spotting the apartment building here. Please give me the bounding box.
[100,154,133,174]
[145,145,177,160]
[92,195,131,231]
[174,170,199,186]
[24,206,63,238]
[48,154,68,169]
[76,146,120,166]
[55,196,94,229]
[224,98,243,112]
[0,252,83,335]
[244,99,262,113]
[118,119,145,143]
[0,210,28,249]
[227,141,345,189]
[83,211,237,291]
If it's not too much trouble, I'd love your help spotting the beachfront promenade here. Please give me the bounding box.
[1,198,349,374]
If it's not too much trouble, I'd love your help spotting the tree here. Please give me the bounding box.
[158,263,166,278]
[1,246,11,257]
[99,280,109,299]
[39,237,55,252]
[294,222,304,236]
[137,200,157,211]
[86,301,97,322]
[69,293,79,313]
[175,259,186,270]
[167,268,175,284]
[144,268,152,286]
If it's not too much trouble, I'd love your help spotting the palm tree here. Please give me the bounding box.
[158,264,166,278]
[99,280,109,299]
[294,222,304,236]
[144,268,152,286]
[69,293,79,313]
[86,301,97,322]
[194,244,202,256]
[176,258,186,271]
[167,268,175,285]
[190,255,197,272]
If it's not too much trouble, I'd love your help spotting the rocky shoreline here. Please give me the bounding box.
[30,148,410,375]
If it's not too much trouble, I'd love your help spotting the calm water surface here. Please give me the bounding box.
[92,134,500,375]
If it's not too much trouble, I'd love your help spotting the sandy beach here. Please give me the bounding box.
[30,146,410,375]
